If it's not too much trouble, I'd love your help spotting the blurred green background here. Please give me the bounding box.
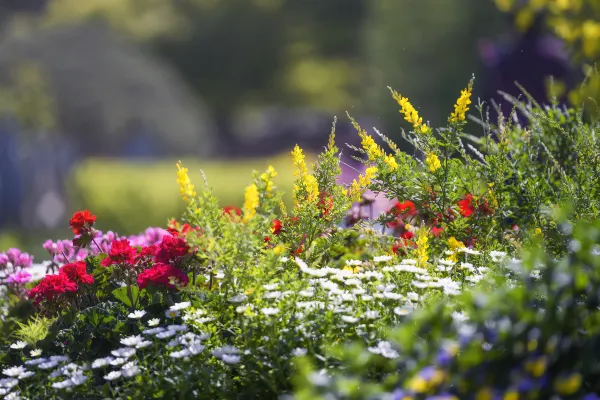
[0,0,527,257]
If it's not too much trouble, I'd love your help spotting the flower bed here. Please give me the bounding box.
[0,81,599,399]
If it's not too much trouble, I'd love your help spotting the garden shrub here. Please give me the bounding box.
[0,79,598,399]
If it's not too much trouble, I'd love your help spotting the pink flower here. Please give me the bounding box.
[7,271,32,284]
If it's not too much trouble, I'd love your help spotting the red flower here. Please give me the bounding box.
[155,235,190,264]
[28,274,78,304]
[431,225,444,237]
[223,206,242,218]
[392,238,416,255]
[400,231,414,240]
[458,194,475,217]
[137,263,189,290]
[59,261,94,285]
[102,239,137,267]
[272,219,282,235]
[135,245,159,263]
[69,210,96,235]
[167,220,194,237]
[388,200,417,228]
[317,192,334,217]
[294,245,303,256]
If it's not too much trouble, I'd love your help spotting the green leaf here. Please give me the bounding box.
[111,286,140,308]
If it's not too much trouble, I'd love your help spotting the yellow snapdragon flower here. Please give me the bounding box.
[175,161,196,202]
[384,155,398,171]
[391,90,430,134]
[447,236,465,262]
[242,183,259,223]
[416,229,429,266]
[291,145,319,204]
[360,132,384,161]
[425,152,441,172]
[449,84,473,123]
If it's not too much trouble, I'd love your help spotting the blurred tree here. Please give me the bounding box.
[363,0,508,142]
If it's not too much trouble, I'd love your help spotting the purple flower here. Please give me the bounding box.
[582,394,600,400]
[0,253,8,268]
[7,270,32,284]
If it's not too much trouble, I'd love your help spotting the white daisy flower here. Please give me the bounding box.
[373,255,392,263]
[341,315,359,323]
[169,302,191,311]
[0,378,18,389]
[121,361,140,378]
[49,355,69,363]
[147,318,160,327]
[221,354,241,364]
[155,330,176,339]
[279,256,289,262]
[29,349,42,358]
[400,258,417,265]
[4,391,22,400]
[236,304,253,314]
[261,307,280,316]
[9,341,27,350]
[143,327,165,335]
[345,259,362,266]
[298,290,315,297]
[228,294,247,303]
[530,270,541,279]
[394,307,412,316]
[111,348,135,358]
[127,310,147,319]
[52,374,87,389]
[292,348,307,357]
[104,371,121,381]
[460,262,475,271]
[109,358,127,366]
[3,366,26,378]
[92,357,113,369]
[38,361,59,369]
[364,310,380,319]
[263,283,279,291]
[165,309,180,319]
[264,291,282,299]
[361,295,374,301]
[407,292,420,301]
[167,324,188,333]
[169,349,191,359]
[25,357,48,366]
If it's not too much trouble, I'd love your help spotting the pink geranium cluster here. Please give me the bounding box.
[0,248,34,288]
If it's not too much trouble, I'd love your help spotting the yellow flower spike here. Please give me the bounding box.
[359,132,384,161]
[390,89,430,134]
[349,179,362,202]
[384,155,398,171]
[425,152,441,173]
[291,145,319,204]
[447,237,464,262]
[175,161,196,202]
[260,165,277,194]
[449,82,473,123]
[415,229,429,266]
[475,387,494,400]
[291,145,308,177]
[242,183,259,223]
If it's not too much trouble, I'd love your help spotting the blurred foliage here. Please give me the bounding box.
[494,0,600,115]
[67,154,307,235]
[363,0,508,135]
[39,0,366,117]
[0,61,56,133]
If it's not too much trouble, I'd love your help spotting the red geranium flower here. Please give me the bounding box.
[137,263,189,290]
[59,261,94,285]
[388,200,417,228]
[135,244,159,263]
[69,210,96,235]
[223,206,242,218]
[431,225,444,237]
[102,239,137,267]
[28,274,78,304]
[392,238,416,255]
[458,194,475,217]
[400,231,414,240]
[272,219,282,235]
[155,235,190,264]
